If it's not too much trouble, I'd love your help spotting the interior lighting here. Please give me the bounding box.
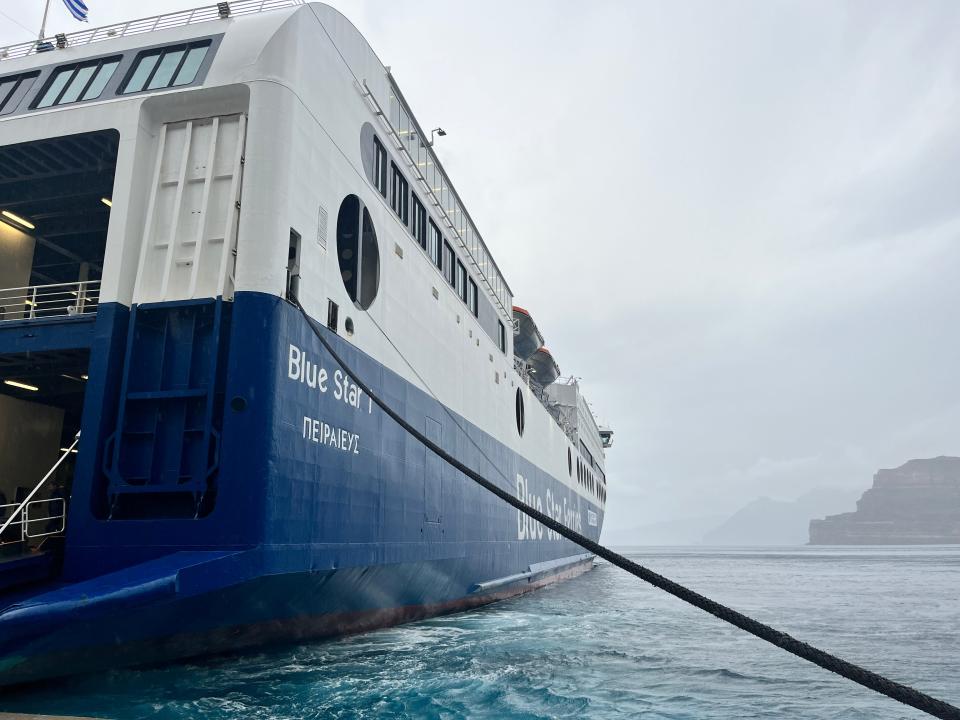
[1,210,35,230]
[60,447,78,454]
[101,197,112,208]
[81,374,89,380]
[4,379,39,392]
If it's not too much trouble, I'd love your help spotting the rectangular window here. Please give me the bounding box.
[468,279,479,317]
[456,260,467,303]
[428,220,442,269]
[286,229,301,302]
[498,321,507,354]
[34,57,120,109]
[411,195,427,249]
[373,136,387,197]
[0,72,39,115]
[121,40,210,94]
[443,241,455,287]
[391,162,409,224]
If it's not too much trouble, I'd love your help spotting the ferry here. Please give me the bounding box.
[0,0,612,685]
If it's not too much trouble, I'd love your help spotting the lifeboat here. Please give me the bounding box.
[512,306,544,361]
[528,347,560,386]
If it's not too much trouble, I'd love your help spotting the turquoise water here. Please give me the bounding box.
[2,546,959,719]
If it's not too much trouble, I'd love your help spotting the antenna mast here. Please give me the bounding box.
[38,0,52,41]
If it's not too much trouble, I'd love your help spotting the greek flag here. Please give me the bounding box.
[62,0,89,22]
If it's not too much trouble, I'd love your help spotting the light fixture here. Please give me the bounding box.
[429,127,447,147]
[81,374,88,380]
[4,379,39,392]
[101,197,112,208]
[60,447,78,454]
[1,210,35,230]
[61,373,83,382]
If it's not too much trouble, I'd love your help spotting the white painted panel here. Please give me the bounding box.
[133,113,246,304]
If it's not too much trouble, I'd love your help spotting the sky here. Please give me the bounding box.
[2,0,959,537]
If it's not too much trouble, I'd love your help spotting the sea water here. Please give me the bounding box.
[2,546,959,719]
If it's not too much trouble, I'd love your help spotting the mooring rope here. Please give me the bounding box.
[295,301,960,720]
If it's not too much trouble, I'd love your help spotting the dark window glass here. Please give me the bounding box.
[468,279,478,317]
[0,72,39,115]
[58,65,96,104]
[173,45,209,86]
[36,57,120,109]
[515,388,525,437]
[359,208,380,309]
[122,40,210,94]
[0,78,17,109]
[456,261,467,303]
[373,137,387,197]
[411,195,427,249]
[336,194,380,310]
[498,321,506,353]
[337,195,360,301]
[147,49,186,90]
[390,163,409,224]
[428,220,442,269]
[82,60,120,100]
[35,69,71,108]
[443,241,455,286]
[123,53,160,94]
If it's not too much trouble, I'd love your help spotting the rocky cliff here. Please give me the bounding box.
[809,457,960,544]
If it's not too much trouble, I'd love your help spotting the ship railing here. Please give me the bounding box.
[0,280,100,323]
[0,499,66,547]
[0,0,305,62]
[0,435,78,548]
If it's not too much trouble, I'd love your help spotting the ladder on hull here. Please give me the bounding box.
[103,299,230,518]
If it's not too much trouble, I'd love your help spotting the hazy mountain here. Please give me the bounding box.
[701,487,861,546]
[602,514,727,546]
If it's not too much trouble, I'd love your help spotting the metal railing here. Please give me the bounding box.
[0,498,66,547]
[0,0,305,61]
[0,280,100,322]
[0,434,78,547]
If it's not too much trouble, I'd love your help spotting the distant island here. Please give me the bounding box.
[809,457,960,545]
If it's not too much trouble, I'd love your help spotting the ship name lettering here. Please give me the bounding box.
[516,473,581,541]
[303,415,361,454]
[287,344,370,414]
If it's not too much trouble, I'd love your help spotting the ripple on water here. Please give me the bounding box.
[1,547,959,719]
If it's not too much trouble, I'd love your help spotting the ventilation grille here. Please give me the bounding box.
[316,203,328,250]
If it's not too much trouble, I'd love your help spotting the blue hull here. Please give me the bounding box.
[0,292,601,686]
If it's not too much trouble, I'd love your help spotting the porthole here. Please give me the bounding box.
[567,447,572,476]
[336,194,380,310]
[515,387,525,436]
[345,317,355,336]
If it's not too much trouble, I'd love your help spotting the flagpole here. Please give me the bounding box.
[38,0,52,41]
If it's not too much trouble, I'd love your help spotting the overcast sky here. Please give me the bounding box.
[3,0,959,535]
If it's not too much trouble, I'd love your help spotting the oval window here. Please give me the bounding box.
[515,387,525,437]
[567,447,572,476]
[336,195,380,310]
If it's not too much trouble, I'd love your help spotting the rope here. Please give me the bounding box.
[294,301,960,720]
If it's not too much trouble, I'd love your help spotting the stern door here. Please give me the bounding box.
[133,114,247,304]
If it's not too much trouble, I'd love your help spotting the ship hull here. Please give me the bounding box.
[0,554,593,687]
[0,292,601,686]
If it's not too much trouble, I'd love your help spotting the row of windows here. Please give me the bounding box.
[373,133,507,353]
[577,456,606,503]
[387,87,511,314]
[0,39,210,115]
